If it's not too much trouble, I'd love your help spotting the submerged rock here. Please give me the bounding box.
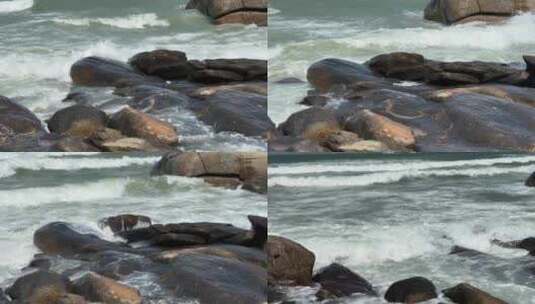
[313,263,377,299]
[443,283,508,304]
[384,277,438,303]
[266,235,315,285]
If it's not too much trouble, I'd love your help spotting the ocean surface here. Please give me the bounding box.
[0,0,267,151]
[269,153,535,303]
[268,0,535,124]
[0,152,267,302]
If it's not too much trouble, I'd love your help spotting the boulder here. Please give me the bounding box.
[313,263,377,299]
[72,272,142,304]
[526,172,535,187]
[266,235,315,285]
[321,130,361,151]
[335,140,392,153]
[278,108,340,142]
[189,59,267,83]
[101,137,162,152]
[344,110,416,150]
[70,56,161,87]
[129,50,191,80]
[190,82,267,97]
[186,0,267,26]
[248,215,267,248]
[492,237,535,254]
[52,136,101,152]
[108,106,179,146]
[268,136,329,152]
[384,277,438,303]
[99,215,152,234]
[443,283,508,304]
[425,84,535,107]
[6,270,72,301]
[307,58,382,93]
[525,55,535,73]
[214,11,267,26]
[0,96,46,150]
[47,105,108,138]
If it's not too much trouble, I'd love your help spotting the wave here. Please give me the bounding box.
[0,178,128,207]
[0,0,33,13]
[269,165,534,188]
[52,13,170,29]
[269,156,535,176]
[0,154,159,179]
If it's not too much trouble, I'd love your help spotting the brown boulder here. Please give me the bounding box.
[384,277,438,303]
[307,58,381,93]
[321,130,361,151]
[186,0,267,26]
[443,283,508,304]
[72,272,142,304]
[128,49,191,80]
[6,270,72,302]
[278,107,340,142]
[108,106,179,146]
[266,235,315,285]
[47,105,108,138]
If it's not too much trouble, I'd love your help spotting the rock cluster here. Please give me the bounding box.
[0,49,272,152]
[1,214,267,304]
[186,0,267,26]
[267,234,511,303]
[270,52,535,152]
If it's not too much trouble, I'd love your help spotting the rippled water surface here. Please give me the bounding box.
[269,153,535,303]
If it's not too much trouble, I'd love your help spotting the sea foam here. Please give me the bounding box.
[0,0,33,13]
[52,13,170,29]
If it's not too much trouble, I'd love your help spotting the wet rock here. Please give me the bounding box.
[159,251,267,303]
[190,68,244,83]
[153,233,207,247]
[129,49,191,80]
[268,136,329,152]
[101,137,162,152]
[443,283,508,304]
[335,140,392,153]
[384,277,438,303]
[127,90,191,112]
[0,96,46,149]
[87,127,124,148]
[424,0,535,25]
[313,263,377,300]
[6,270,72,301]
[190,82,267,97]
[203,176,243,190]
[526,172,535,187]
[47,105,108,138]
[525,55,535,73]
[248,215,267,248]
[274,77,305,84]
[186,0,267,26]
[300,95,330,107]
[492,237,535,254]
[190,59,267,83]
[108,106,179,146]
[192,90,273,137]
[72,272,142,304]
[278,107,340,142]
[34,222,128,257]
[426,84,535,107]
[70,56,161,87]
[345,110,416,150]
[52,136,101,152]
[266,235,315,285]
[99,215,152,234]
[449,245,489,258]
[307,58,382,93]
[321,130,361,151]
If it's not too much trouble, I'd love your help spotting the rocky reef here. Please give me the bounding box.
[0,214,267,304]
[186,0,267,26]
[424,0,535,25]
[267,234,512,304]
[270,52,535,152]
[0,49,272,152]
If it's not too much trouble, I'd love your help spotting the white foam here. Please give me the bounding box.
[269,164,534,188]
[0,0,33,13]
[269,156,535,176]
[52,13,170,29]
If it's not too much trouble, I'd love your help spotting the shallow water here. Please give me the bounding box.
[0,152,267,301]
[268,0,535,124]
[269,153,535,303]
[0,0,267,151]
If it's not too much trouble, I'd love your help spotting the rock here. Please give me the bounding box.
[190,82,267,97]
[190,59,267,83]
[99,215,152,234]
[313,263,377,299]
[248,215,267,248]
[186,0,267,26]
[384,277,438,303]
[321,130,361,151]
[300,95,330,107]
[336,140,392,153]
[158,251,267,303]
[72,272,142,304]
[191,90,273,137]
[274,77,304,84]
[367,52,427,80]
[426,84,535,107]
[307,58,382,93]
[492,237,535,254]
[424,0,535,25]
[6,270,72,301]
[47,105,108,138]
[189,68,244,83]
[268,136,329,152]
[52,136,101,152]
[443,283,508,304]
[152,152,267,194]
[526,172,535,187]
[34,222,127,257]
[525,55,535,73]
[152,233,207,247]
[266,235,315,285]
[70,56,161,87]
[449,245,489,258]
[129,50,191,80]
[345,110,415,150]
[0,96,46,150]
[109,106,179,146]
[101,137,162,152]
[127,89,191,112]
[278,108,340,142]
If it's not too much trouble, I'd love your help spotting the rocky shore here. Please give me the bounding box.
[186,0,267,26]
[0,49,272,152]
[269,52,535,152]
[0,214,267,304]
[267,235,514,304]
